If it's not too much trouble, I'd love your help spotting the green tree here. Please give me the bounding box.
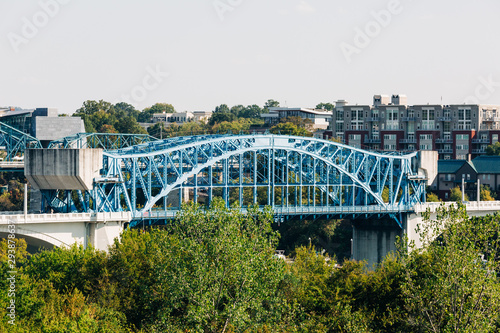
[426,192,441,202]
[74,100,116,132]
[23,244,109,299]
[316,102,335,111]
[106,229,170,328]
[0,179,26,211]
[73,99,146,134]
[270,122,312,137]
[209,112,236,126]
[449,186,468,202]
[0,238,30,265]
[382,186,390,203]
[148,198,286,332]
[214,103,230,114]
[74,99,114,116]
[98,124,118,133]
[400,204,500,332]
[138,103,175,122]
[264,99,280,109]
[177,121,206,136]
[281,116,313,130]
[486,141,500,155]
[114,115,147,134]
[286,245,336,314]
[114,102,140,120]
[212,119,251,134]
[480,184,495,201]
[230,104,245,117]
[240,104,263,119]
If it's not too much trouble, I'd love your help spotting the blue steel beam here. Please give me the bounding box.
[0,121,42,161]
[47,133,157,150]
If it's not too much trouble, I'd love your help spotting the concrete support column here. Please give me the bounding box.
[352,218,403,267]
[24,184,27,222]
[85,221,124,251]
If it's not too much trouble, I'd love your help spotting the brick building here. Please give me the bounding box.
[331,95,500,159]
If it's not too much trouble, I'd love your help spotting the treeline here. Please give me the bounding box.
[71,99,329,139]
[0,173,26,212]
[2,201,500,332]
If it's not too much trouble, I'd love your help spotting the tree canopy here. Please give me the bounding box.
[486,141,500,155]
[270,122,312,137]
[73,100,147,134]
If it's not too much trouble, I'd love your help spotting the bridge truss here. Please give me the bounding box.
[47,133,157,149]
[42,134,426,227]
[0,121,42,161]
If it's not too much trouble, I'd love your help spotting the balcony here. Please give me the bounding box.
[365,117,381,122]
[482,116,500,122]
[438,149,453,154]
[471,139,490,144]
[436,117,452,122]
[472,149,486,154]
[401,117,416,122]
[435,138,453,143]
[400,139,417,144]
[364,139,381,144]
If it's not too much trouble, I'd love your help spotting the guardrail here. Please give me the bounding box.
[132,204,414,220]
[0,211,132,224]
[0,161,24,168]
[414,201,500,213]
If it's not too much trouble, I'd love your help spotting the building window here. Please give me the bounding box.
[384,144,396,150]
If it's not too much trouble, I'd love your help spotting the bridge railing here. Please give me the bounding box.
[0,211,132,224]
[414,201,500,213]
[131,204,413,221]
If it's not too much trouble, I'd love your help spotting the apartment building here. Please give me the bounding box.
[331,94,500,159]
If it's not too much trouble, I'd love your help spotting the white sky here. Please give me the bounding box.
[1,0,500,114]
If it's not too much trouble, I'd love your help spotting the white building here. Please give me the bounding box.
[261,107,332,130]
[152,110,212,125]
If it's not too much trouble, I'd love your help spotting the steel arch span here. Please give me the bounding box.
[42,134,426,225]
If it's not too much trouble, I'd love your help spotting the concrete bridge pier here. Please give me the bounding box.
[86,220,125,251]
[352,217,403,267]
[353,202,500,266]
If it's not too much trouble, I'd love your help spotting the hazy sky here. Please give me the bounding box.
[2,0,500,114]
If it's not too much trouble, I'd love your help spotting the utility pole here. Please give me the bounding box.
[477,178,480,203]
[462,174,465,202]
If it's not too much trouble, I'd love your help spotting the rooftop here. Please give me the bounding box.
[471,155,500,174]
[438,160,467,174]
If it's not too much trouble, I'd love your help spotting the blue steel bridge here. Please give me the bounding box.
[40,134,427,228]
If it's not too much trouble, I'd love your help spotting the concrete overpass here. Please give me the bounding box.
[0,212,130,251]
[0,201,498,258]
